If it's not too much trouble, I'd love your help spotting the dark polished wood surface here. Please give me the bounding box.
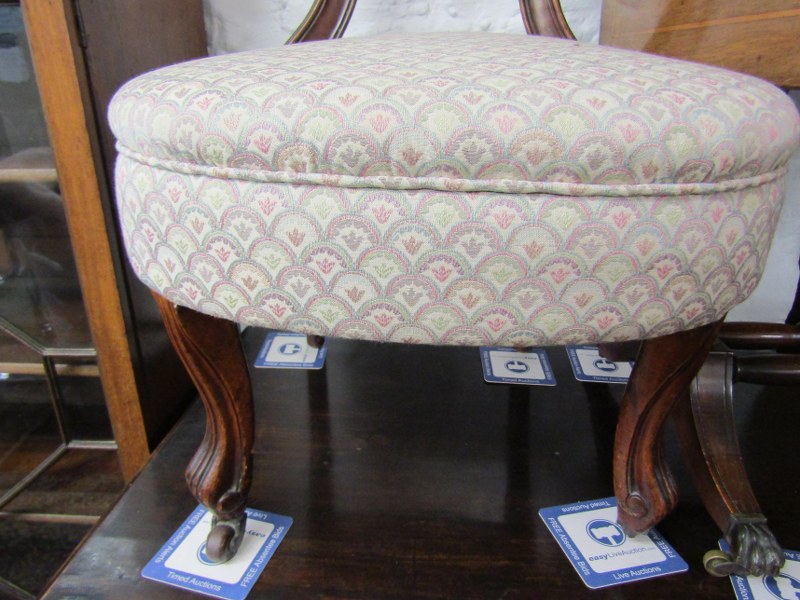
[43,330,799,599]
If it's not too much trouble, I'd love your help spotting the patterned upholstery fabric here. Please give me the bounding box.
[109,32,800,346]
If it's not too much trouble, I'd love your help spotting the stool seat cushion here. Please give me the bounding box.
[109,32,800,346]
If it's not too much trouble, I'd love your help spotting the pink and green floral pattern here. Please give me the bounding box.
[109,32,799,346]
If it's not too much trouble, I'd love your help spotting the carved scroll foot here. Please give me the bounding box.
[153,294,254,563]
[614,321,722,535]
[674,352,784,577]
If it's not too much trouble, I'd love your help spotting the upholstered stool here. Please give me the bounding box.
[108,17,799,565]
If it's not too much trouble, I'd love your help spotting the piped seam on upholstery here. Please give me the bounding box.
[116,144,787,198]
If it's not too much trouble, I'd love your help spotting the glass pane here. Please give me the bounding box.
[0,3,92,351]
[0,4,49,156]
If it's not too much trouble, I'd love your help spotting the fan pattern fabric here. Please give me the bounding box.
[109,32,800,346]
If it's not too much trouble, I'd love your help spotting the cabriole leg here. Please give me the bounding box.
[153,294,254,563]
[614,321,722,536]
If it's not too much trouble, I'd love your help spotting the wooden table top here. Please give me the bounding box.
[42,330,800,599]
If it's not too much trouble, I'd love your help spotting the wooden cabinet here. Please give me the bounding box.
[10,0,207,481]
[600,0,800,87]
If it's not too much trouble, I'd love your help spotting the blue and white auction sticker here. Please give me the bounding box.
[480,347,556,385]
[566,345,633,384]
[142,506,292,599]
[539,497,687,589]
[254,332,327,369]
[728,545,800,600]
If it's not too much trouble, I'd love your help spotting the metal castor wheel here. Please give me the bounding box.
[709,514,786,578]
[703,549,737,577]
[204,513,247,563]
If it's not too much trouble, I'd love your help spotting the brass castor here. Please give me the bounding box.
[703,550,740,577]
[703,514,785,578]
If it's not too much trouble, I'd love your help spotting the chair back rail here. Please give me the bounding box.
[288,0,574,43]
[288,0,356,43]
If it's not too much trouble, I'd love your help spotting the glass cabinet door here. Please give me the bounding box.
[0,0,115,527]
[0,2,93,355]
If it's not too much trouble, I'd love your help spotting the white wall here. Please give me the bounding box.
[200,0,799,323]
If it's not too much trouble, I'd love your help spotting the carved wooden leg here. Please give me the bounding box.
[673,352,783,577]
[153,294,253,563]
[614,320,722,536]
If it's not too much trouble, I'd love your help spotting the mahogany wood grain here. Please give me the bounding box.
[152,297,254,534]
[600,0,800,87]
[614,320,723,535]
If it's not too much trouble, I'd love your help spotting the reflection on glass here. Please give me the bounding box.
[0,4,49,156]
[0,4,91,351]
[0,4,110,526]
[0,179,91,348]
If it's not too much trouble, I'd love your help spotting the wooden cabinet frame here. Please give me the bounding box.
[21,0,207,480]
